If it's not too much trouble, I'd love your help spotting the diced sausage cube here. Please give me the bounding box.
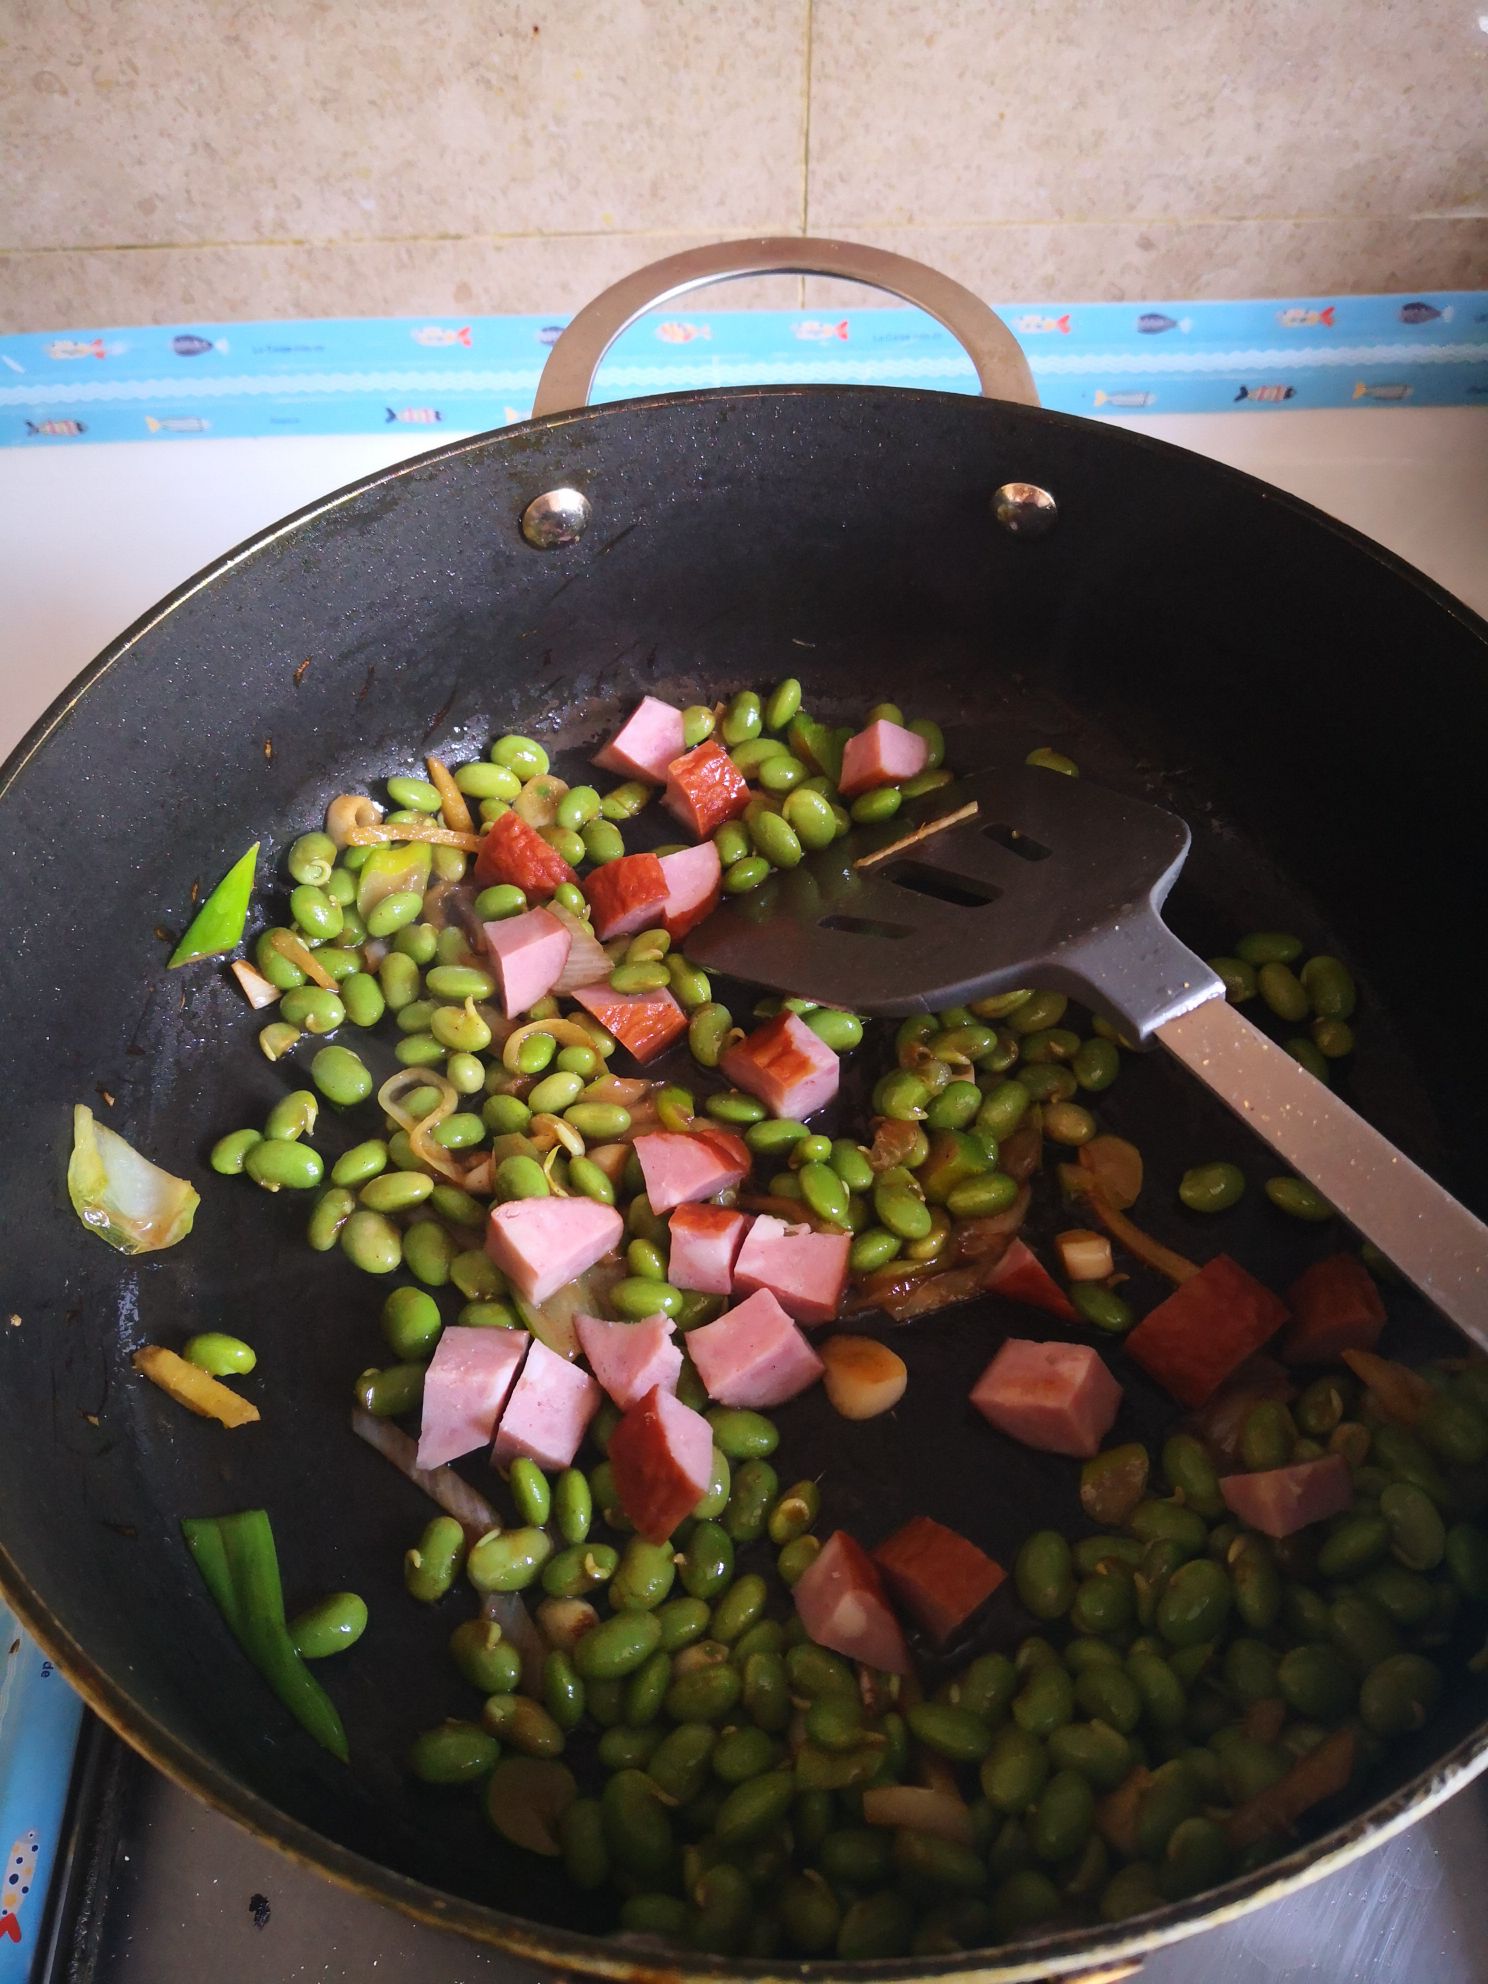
[483,906,571,1019]
[593,696,686,784]
[485,1196,624,1305]
[792,1531,911,1674]
[608,1385,714,1542]
[686,1288,825,1408]
[837,719,930,799]
[583,852,668,942]
[720,1011,840,1119]
[416,1327,530,1470]
[570,981,688,1064]
[971,1337,1122,1458]
[574,1312,682,1410]
[633,1129,750,1214]
[732,1213,850,1325]
[658,841,722,942]
[664,739,750,839]
[667,1203,750,1294]
[1125,1256,1289,1408]
[471,809,577,898]
[984,1239,1078,1320]
[873,1516,1007,1646]
[1281,1255,1387,1364]
[1220,1454,1354,1538]
[492,1338,600,1473]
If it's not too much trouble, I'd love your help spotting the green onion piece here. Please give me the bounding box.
[182,1511,349,1762]
[168,842,260,967]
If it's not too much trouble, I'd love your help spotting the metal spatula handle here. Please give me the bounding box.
[1160,999,1488,1339]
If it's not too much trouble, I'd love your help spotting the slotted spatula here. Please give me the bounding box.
[687,759,1488,1335]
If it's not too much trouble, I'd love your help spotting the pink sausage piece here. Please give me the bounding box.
[415,1326,530,1470]
[633,1129,750,1214]
[792,1531,912,1675]
[608,1385,715,1543]
[658,841,722,942]
[593,695,686,784]
[970,1337,1122,1459]
[837,718,930,799]
[492,1338,601,1473]
[574,1312,682,1411]
[732,1213,851,1326]
[485,1196,624,1305]
[1220,1455,1354,1539]
[719,1011,840,1120]
[686,1287,825,1409]
[482,906,572,1020]
[667,1203,750,1294]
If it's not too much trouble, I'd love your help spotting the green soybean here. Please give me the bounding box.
[467,1526,552,1593]
[405,1515,466,1603]
[1265,1175,1335,1221]
[408,1720,500,1785]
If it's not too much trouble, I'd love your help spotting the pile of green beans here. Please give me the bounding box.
[203,704,1457,1960]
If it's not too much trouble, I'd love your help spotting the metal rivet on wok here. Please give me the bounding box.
[520,487,592,549]
[993,482,1058,538]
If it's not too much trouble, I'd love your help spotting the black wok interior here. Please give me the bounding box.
[3,385,1487,1969]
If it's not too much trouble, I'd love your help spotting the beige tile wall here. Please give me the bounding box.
[3,0,1485,331]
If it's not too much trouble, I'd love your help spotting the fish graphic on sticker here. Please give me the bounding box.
[145,415,211,433]
[1276,306,1335,329]
[171,334,230,357]
[1234,384,1296,403]
[656,322,711,344]
[1011,313,1071,335]
[1353,381,1412,402]
[537,325,565,346]
[25,419,87,436]
[410,325,473,348]
[44,338,120,361]
[385,406,443,424]
[1398,301,1452,325]
[1137,313,1191,335]
[793,320,849,342]
[1,1831,39,1944]
[1092,389,1156,408]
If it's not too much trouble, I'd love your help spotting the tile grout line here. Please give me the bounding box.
[798,0,815,305]
[2,208,1483,261]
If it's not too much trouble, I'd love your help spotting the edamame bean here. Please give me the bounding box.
[1301,954,1357,1019]
[210,1127,263,1175]
[405,1515,466,1604]
[611,1537,677,1612]
[468,1526,553,1593]
[1178,1161,1246,1213]
[573,1611,662,1681]
[1070,1282,1135,1333]
[1359,1653,1440,1736]
[408,1720,500,1785]
[340,1209,402,1273]
[724,1459,778,1543]
[706,1407,778,1461]
[245,1138,324,1192]
[1156,1559,1231,1647]
[712,1573,768,1644]
[1236,931,1303,966]
[182,1332,256,1377]
[289,1590,367,1660]
[1015,1532,1076,1621]
[1257,961,1309,1021]
[377,1285,441,1362]
[481,1693,565,1758]
[679,1521,733,1600]
[1380,1481,1446,1570]
[980,1726,1050,1814]
[1265,1175,1335,1221]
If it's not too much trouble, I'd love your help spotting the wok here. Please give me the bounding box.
[3,238,1488,1980]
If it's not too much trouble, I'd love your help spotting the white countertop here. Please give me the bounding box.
[2,407,1485,757]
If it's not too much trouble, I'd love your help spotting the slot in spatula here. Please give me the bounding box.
[687,760,1488,1336]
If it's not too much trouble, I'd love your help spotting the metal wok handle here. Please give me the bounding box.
[531,235,1038,417]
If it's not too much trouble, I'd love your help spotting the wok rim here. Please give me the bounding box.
[4,381,1488,1978]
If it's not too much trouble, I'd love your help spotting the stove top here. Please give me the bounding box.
[38,1720,1488,1984]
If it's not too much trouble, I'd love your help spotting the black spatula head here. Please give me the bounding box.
[687,760,1222,1040]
